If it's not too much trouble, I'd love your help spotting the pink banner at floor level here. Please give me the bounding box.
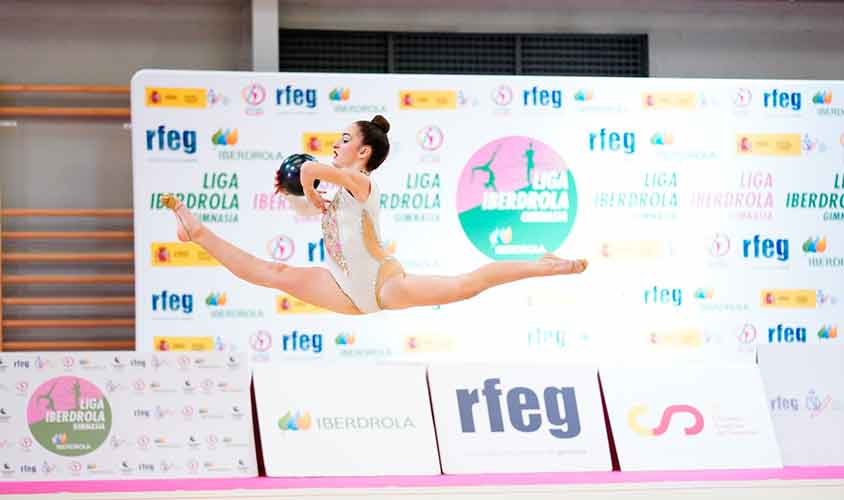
[2,467,844,495]
[600,363,782,471]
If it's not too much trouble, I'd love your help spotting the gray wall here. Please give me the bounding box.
[4,0,844,209]
[0,0,250,209]
[279,0,844,80]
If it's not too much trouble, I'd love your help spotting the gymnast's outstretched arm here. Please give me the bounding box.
[300,161,371,211]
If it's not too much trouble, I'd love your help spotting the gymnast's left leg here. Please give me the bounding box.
[377,254,587,310]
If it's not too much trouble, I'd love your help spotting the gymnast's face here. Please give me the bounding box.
[332,125,371,169]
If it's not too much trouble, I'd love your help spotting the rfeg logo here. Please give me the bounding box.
[27,377,112,456]
[627,404,704,437]
[456,378,581,439]
[457,136,577,260]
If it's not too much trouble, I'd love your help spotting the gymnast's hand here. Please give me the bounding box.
[301,162,328,213]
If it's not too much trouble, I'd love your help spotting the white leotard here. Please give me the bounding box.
[321,180,389,313]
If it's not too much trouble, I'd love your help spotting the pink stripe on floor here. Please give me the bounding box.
[2,467,843,495]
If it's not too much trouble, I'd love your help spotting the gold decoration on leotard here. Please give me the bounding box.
[361,209,405,309]
[321,191,350,275]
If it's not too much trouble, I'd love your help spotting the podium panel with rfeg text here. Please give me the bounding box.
[427,364,611,473]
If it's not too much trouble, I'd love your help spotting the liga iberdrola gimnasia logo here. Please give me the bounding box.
[27,376,112,456]
[457,136,578,260]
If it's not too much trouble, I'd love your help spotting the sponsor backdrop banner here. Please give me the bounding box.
[0,353,256,481]
[132,70,844,364]
[252,363,440,476]
[428,364,611,473]
[758,344,844,466]
[600,364,782,471]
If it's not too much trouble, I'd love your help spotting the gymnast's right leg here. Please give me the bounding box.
[161,194,361,315]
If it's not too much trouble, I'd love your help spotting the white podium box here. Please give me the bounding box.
[253,363,440,476]
[428,364,611,473]
[600,363,782,471]
[0,352,256,481]
[758,344,844,466]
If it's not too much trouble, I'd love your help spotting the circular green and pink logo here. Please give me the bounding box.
[457,136,577,260]
[27,376,112,456]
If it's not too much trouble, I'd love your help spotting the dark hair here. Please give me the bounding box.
[355,115,390,172]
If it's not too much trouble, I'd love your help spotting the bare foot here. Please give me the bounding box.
[161,194,203,242]
[539,253,588,275]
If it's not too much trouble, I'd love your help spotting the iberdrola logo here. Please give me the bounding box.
[803,236,827,253]
[335,333,356,345]
[650,131,674,145]
[205,292,227,306]
[573,89,594,102]
[457,136,577,260]
[211,128,238,146]
[818,325,838,339]
[329,88,350,101]
[812,90,832,105]
[278,411,312,431]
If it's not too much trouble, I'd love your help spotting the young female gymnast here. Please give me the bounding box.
[161,115,587,315]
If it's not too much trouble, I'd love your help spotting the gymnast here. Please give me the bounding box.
[161,115,587,315]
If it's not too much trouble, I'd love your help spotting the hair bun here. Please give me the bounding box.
[371,115,390,134]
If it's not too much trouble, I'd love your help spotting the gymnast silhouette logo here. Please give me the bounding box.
[241,83,266,106]
[469,142,544,192]
[470,145,500,191]
[267,234,295,262]
[491,85,513,106]
[416,125,444,151]
[707,233,730,257]
[734,88,752,108]
[19,436,33,450]
[523,141,537,185]
[37,383,58,412]
[627,404,704,437]
[738,323,757,344]
[458,136,578,260]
